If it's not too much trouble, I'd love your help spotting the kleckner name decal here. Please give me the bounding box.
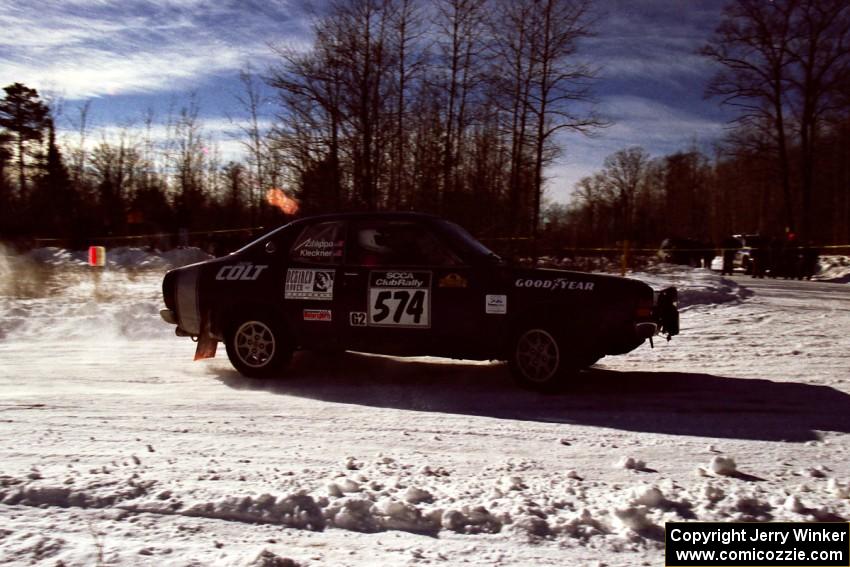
[296,238,344,259]
[285,269,335,300]
[514,278,594,291]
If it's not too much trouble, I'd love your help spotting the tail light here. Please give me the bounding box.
[636,292,654,318]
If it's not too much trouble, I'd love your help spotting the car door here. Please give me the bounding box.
[284,219,347,350]
[339,219,478,356]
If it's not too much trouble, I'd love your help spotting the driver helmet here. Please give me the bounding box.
[359,228,392,253]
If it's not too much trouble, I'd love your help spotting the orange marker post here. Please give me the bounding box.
[88,246,106,267]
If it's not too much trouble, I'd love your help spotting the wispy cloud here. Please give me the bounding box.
[598,95,724,147]
[58,115,273,157]
[588,0,722,85]
[0,1,306,99]
[548,95,726,200]
[4,0,732,204]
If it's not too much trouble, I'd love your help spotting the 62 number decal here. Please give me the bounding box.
[369,289,429,327]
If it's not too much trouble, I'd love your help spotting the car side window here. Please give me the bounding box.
[290,221,346,264]
[349,221,461,267]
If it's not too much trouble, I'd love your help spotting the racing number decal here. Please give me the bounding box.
[372,290,426,324]
[368,271,431,328]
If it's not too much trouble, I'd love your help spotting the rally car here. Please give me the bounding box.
[160,212,679,389]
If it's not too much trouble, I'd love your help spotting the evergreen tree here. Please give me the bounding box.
[32,119,74,237]
[0,83,50,199]
[0,130,12,222]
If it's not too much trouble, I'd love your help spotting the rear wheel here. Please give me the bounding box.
[509,328,575,390]
[225,315,292,378]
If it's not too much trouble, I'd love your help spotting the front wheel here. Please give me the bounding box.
[225,316,292,378]
[509,328,574,390]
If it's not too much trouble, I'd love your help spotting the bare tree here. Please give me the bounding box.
[90,128,141,233]
[233,69,270,222]
[786,0,850,240]
[527,0,603,240]
[434,0,488,204]
[490,0,537,234]
[67,100,92,185]
[168,97,211,228]
[269,40,345,210]
[388,0,425,208]
[602,146,650,241]
[702,0,796,233]
[269,0,397,211]
[703,0,850,241]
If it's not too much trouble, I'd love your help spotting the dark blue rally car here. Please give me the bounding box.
[160,212,678,389]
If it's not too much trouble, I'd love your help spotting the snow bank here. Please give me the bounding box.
[23,246,212,269]
[630,267,748,309]
[4,453,847,546]
[0,247,213,342]
[0,269,167,342]
[25,247,88,267]
[815,255,850,283]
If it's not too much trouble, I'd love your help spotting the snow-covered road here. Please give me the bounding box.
[1,259,849,566]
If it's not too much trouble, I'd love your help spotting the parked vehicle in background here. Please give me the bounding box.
[719,235,742,275]
[658,238,714,268]
[735,234,768,277]
[712,233,819,279]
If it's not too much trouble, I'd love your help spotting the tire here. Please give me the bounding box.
[225,315,292,378]
[509,327,576,391]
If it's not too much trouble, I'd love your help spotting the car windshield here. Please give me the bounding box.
[438,221,503,263]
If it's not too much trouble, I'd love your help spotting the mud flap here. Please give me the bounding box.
[193,317,218,361]
[655,287,680,340]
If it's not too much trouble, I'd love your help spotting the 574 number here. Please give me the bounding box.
[370,289,428,326]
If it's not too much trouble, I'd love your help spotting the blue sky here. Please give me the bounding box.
[0,0,734,203]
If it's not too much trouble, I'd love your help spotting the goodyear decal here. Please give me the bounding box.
[514,278,594,291]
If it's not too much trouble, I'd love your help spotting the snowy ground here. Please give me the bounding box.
[1,248,850,566]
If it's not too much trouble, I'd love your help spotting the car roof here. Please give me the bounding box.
[286,211,443,227]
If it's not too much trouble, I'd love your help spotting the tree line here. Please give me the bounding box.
[0,0,601,251]
[561,0,850,252]
[1,0,848,256]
